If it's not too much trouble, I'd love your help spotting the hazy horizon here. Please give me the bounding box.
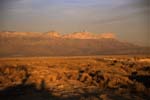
[0,0,149,46]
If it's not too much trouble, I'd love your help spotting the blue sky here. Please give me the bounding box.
[0,0,149,46]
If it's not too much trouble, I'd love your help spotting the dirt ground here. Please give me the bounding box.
[0,56,150,100]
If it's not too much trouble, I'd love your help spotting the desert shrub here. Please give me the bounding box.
[134,82,146,92]
[79,73,92,84]
[64,72,72,79]
[0,64,30,89]
[140,66,150,71]
[107,75,132,89]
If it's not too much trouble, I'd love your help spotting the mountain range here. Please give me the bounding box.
[0,31,149,57]
[0,31,116,39]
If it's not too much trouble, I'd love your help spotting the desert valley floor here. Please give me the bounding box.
[0,56,150,100]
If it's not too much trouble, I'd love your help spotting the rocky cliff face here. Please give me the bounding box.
[44,31,62,38]
[62,32,116,39]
